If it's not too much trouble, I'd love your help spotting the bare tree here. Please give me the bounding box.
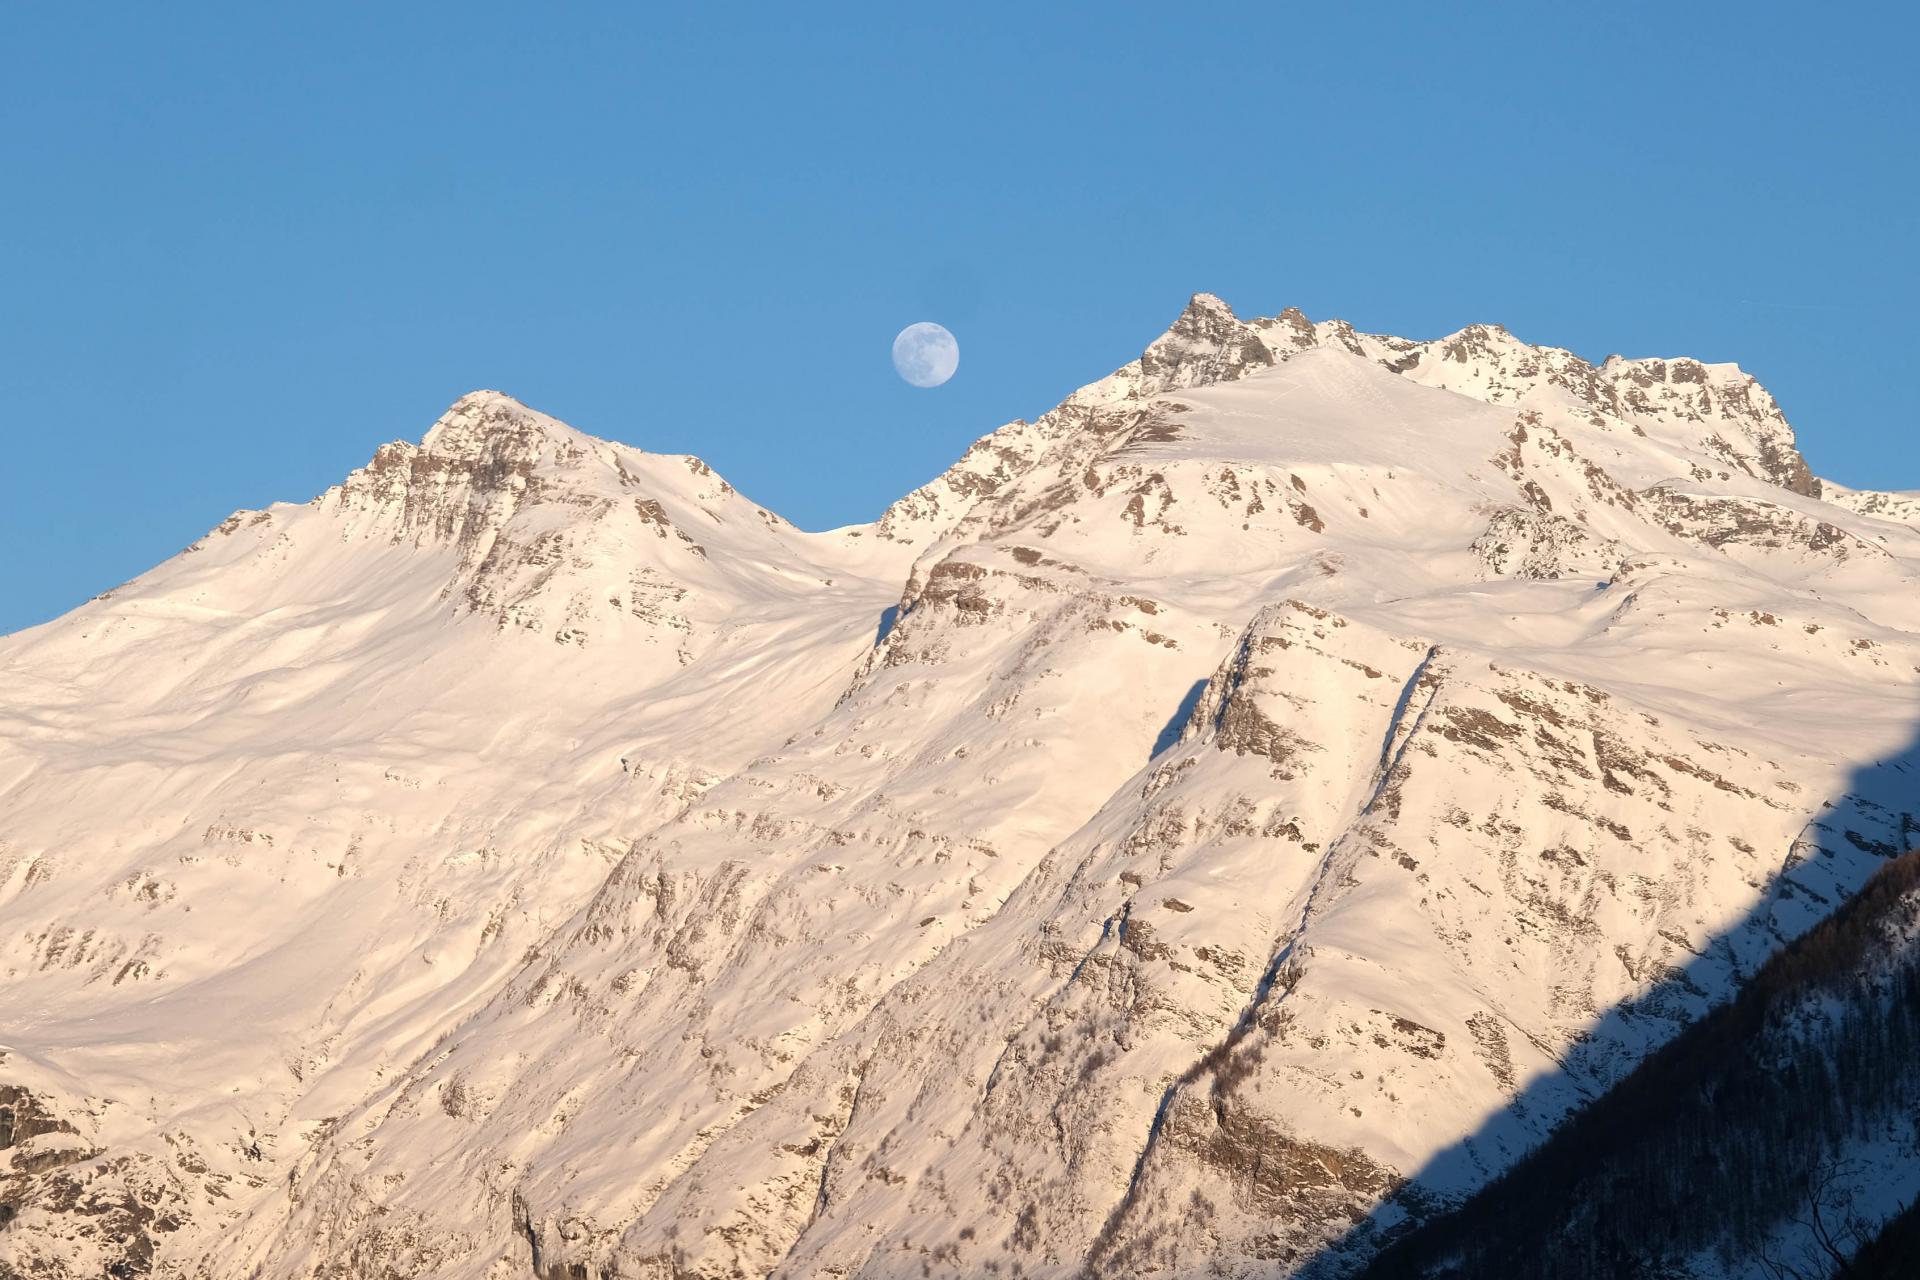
[1756,1154,1872,1280]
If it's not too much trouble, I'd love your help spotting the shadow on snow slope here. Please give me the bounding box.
[1301,724,1920,1280]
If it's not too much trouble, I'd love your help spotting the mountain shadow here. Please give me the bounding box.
[1152,679,1209,759]
[1301,727,1920,1280]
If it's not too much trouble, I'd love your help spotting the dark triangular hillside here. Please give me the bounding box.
[1353,848,1920,1280]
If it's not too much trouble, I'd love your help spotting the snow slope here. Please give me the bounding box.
[1,295,1916,1279]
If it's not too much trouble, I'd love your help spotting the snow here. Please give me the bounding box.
[2,298,1917,1279]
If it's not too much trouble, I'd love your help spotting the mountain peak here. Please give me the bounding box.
[450,387,526,411]
[1138,291,1275,386]
[1182,290,1237,319]
[421,389,577,458]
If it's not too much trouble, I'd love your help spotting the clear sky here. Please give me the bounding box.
[3,3,1914,635]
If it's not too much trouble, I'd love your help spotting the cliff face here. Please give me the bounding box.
[2,296,1916,1280]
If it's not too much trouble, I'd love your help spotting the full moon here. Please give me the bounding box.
[892,322,959,388]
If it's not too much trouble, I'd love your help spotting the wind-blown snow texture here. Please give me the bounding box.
[2,295,1916,1279]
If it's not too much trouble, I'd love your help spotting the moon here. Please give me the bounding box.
[892,322,959,388]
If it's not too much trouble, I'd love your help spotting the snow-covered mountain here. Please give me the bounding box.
[2,294,1916,1279]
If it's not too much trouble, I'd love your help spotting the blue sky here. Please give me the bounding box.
[3,3,1914,635]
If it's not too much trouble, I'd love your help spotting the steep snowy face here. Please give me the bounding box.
[2,297,1917,1280]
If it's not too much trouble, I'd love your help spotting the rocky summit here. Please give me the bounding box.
[3,295,1918,1279]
